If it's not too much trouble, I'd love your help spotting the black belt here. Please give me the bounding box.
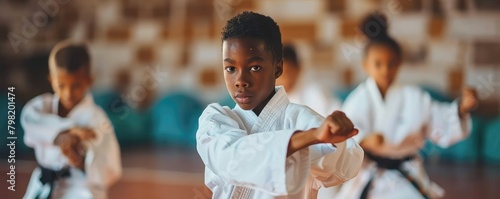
[35,166,71,199]
[359,152,430,199]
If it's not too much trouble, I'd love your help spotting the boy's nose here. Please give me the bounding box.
[380,66,390,76]
[235,74,250,88]
[61,89,70,99]
[235,80,249,88]
[62,89,76,101]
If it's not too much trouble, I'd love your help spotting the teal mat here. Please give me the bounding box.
[151,92,204,147]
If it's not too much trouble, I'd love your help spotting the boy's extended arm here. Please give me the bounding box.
[197,104,316,195]
[306,111,364,190]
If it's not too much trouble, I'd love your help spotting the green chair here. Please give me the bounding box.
[93,91,151,147]
[151,92,204,147]
[482,118,500,164]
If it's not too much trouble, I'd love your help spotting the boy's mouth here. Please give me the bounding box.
[235,93,252,104]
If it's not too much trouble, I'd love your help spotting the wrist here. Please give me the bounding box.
[307,128,322,144]
[54,131,70,145]
[458,105,467,118]
[287,129,320,157]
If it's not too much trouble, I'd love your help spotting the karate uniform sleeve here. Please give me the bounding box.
[85,109,122,188]
[422,92,472,148]
[309,139,364,189]
[196,103,310,196]
[21,94,74,147]
[295,101,364,189]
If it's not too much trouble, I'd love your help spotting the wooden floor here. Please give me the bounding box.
[1,146,498,199]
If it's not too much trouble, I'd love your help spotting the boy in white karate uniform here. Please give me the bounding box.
[22,41,122,199]
[276,44,341,117]
[318,13,478,199]
[196,11,364,199]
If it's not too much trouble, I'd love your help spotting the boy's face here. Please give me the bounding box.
[222,37,282,111]
[364,45,401,90]
[49,66,92,111]
[276,59,300,92]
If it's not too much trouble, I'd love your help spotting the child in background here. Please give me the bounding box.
[22,41,122,199]
[196,11,364,199]
[319,13,478,199]
[276,44,342,117]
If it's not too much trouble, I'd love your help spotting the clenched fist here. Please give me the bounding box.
[54,129,90,170]
[68,127,97,141]
[315,111,359,144]
[459,88,479,117]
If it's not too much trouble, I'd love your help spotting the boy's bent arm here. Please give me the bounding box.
[197,104,311,196]
[309,138,364,189]
[304,109,364,189]
[21,94,74,147]
[287,128,320,157]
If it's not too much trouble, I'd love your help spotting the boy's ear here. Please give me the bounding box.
[275,59,283,79]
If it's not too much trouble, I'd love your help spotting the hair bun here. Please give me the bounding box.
[360,12,389,40]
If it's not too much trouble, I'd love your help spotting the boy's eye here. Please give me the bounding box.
[225,66,236,72]
[250,66,262,72]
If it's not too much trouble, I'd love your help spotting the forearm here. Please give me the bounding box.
[363,144,395,157]
[360,133,397,157]
[361,140,419,158]
[287,128,320,157]
[361,141,386,156]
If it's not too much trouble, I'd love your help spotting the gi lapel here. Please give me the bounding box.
[231,87,290,199]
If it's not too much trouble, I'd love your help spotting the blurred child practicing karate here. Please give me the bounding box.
[319,13,478,199]
[22,41,122,199]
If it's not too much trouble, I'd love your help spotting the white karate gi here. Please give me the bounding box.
[285,75,341,117]
[318,78,471,199]
[22,93,122,199]
[196,86,364,199]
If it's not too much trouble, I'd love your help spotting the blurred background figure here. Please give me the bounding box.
[277,43,341,116]
[21,40,122,199]
[319,12,478,199]
[1,0,499,199]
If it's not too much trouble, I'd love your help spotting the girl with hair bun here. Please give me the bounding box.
[318,13,478,199]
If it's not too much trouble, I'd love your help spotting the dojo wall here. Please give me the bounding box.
[2,0,499,115]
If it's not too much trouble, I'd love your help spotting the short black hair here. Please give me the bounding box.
[222,11,282,62]
[54,44,90,73]
[360,12,402,59]
[283,44,299,67]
